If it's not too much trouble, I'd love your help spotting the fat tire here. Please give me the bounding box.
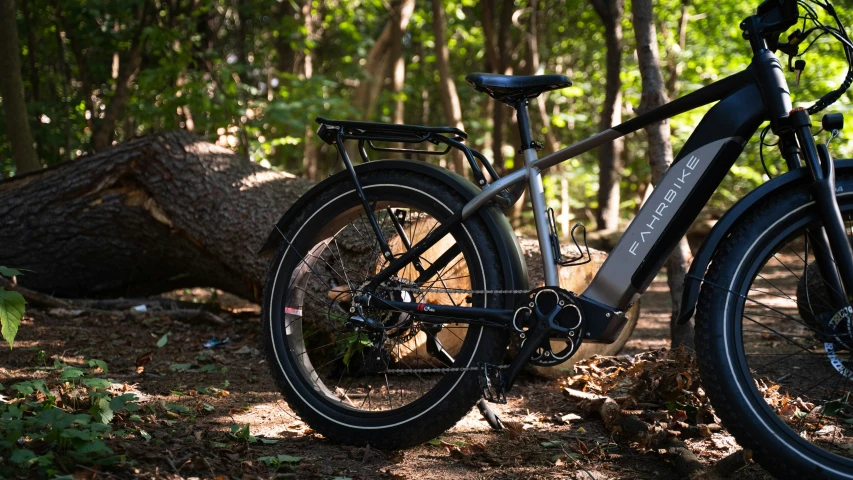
[261,169,510,450]
[696,175,853,479]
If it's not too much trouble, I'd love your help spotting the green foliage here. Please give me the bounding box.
[258,454,303,467]
[0,288,26,350]
[0,267,27,349]
[2,0,852,227]
[0,360,140,478]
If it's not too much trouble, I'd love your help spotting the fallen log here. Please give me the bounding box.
[0,132,312,299]
[1,131,640,369]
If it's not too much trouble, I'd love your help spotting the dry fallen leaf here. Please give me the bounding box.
[135,350,154,374]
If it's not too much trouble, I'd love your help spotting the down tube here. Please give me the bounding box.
[582,82,767,310]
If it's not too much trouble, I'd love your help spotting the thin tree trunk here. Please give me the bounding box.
[0,0,40,173]
[354,0,415,120]
[664,1,690,98]
[481,0,515,174]
[528,0,559,153]
[431,0,467,178]
[591,0,625,232]
[301,0,320,181]
[90,1,152,151]
[632,0,694,348]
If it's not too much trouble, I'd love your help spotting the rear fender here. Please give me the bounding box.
[676,159,853,324]
[257,159,530,292]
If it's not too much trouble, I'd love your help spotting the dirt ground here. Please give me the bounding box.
[0,275,774,479]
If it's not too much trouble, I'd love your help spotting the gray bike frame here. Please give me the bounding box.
[461,67,769,313]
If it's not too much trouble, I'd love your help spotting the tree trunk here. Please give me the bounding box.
[301,0,320,181]
[0,132,312,300]
[0,0,40,174]
[353,0,415,120]
[431,0,467,179]
[591,0,625,232]
[90,1,151,152]
[632,0,694,348]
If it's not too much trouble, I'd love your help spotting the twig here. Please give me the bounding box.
[0,276,227,325]
[714,449,753,477]
[0,276,118,316]
[130,309,226,326]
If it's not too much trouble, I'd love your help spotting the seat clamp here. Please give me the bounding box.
[518,141,544,154]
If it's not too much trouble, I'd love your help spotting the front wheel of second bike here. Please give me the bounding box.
[261,167,512,449]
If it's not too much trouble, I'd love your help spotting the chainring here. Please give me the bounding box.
[513,287,584,367]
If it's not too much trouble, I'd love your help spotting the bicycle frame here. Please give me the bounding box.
[348,13,853,348]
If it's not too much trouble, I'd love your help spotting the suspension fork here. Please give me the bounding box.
[793,108,853,306]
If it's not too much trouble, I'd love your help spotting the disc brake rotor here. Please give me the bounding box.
[824,306,853,379]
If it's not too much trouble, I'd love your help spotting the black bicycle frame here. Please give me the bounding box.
[348,12,853,345]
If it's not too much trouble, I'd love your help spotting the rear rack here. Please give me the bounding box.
[316,116,502,191]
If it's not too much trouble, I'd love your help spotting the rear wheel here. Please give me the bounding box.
[697,176,853,478]
[262,169,511,449]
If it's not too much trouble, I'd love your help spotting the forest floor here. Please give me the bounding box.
[0,275,774,480]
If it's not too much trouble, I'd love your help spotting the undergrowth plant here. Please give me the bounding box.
[0,266,26,349]
[0,358,140,477]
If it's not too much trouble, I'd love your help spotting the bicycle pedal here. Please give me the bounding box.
[479,363,507,404]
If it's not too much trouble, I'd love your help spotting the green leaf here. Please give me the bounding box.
[109,393,139,412]
[90,397,114,424]
[276,454,301,463]
[170,363,192,372]
[59,367,85,381]
[139,429,152,441]
[10,448,37,465]
[0,288,26,349]
[81,378,111,389]
[198,364,226,373]
[0,266,22,277]
[86,359,109,373]
[201,403,215,412]
[427,437,443,446]
[75,438,113,456]
[540,440,563,448]
[11,379,49,397]
[165,403,190,413]
[156,332,171,348]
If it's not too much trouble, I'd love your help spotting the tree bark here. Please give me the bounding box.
[591,0,625,232]
[0,132,312,300]
[632,0,694,348]
[0,0,41,174]
[431,0,467,179]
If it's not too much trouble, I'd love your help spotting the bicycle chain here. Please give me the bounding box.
[384,364,509,375]
[355,281,524,374]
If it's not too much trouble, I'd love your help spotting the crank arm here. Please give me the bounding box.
[502,313,553,392]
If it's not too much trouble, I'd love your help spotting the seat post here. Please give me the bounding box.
[515,99,560,287]
[514,100,535,151]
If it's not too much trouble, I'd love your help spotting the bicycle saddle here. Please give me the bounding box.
[465,73,571,105]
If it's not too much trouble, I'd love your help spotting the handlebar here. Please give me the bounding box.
[745,0,853,115]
